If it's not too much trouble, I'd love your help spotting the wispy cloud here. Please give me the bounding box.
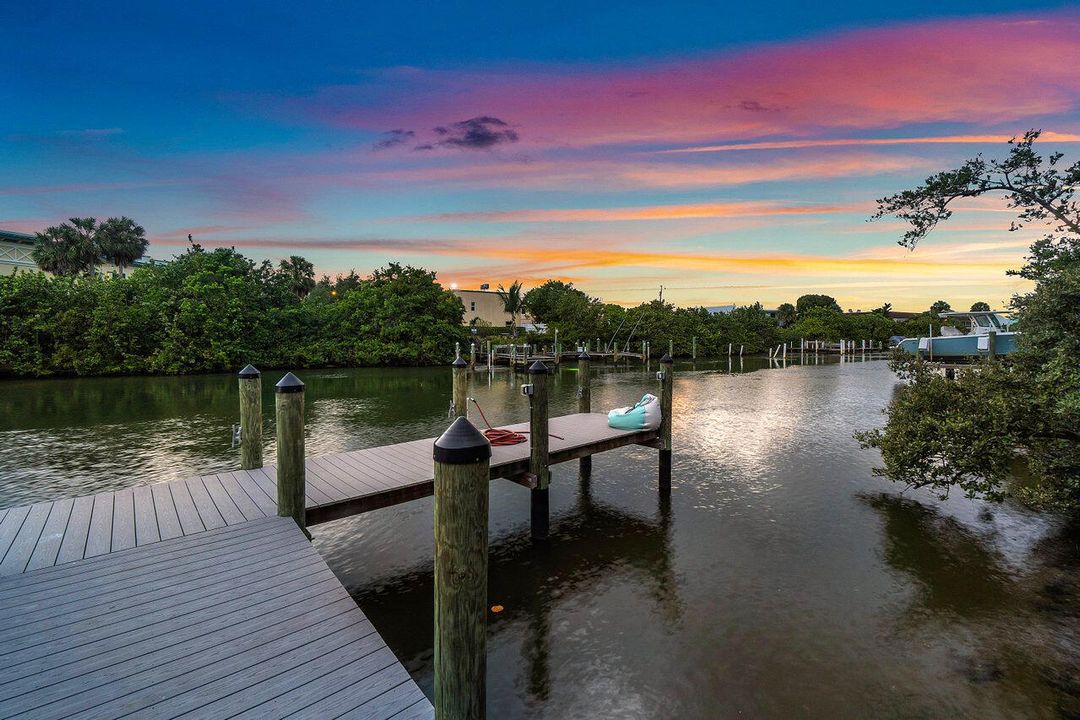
[414,200,852,223]
[651,131,1080,154]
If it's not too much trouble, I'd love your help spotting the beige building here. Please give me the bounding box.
[452,288,537,328]
[0,228,161,276]
[0,230,37,275]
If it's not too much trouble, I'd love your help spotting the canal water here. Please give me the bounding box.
[1,357,1077,719]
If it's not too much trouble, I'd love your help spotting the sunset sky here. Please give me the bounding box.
[3,2,1080,310]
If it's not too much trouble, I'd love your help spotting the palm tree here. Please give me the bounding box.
[32,218,100,276]
[97,216,148,276]
[278,256,316,298]
[496,280,526,337]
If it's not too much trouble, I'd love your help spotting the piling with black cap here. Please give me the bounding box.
[275,372,306,529]
[433,417,491,720]
[658,354,674,492]
[452,356,468,419]
[237,365,262,470]
[528,360,550,541]
[577,351,592,482]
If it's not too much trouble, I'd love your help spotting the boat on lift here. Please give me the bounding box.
[894,311,1019,358]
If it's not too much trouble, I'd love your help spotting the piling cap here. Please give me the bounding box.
[577,350,591,360]
[275,372,305,393]
[237,364,260,379]
[660,353,674,364]
[433,417,492,464]
[528,360,548,374]
[452,356,468,368]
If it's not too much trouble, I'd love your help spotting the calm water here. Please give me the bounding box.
[1,357,1077,719]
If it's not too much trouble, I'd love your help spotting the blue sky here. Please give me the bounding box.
[3,1,1079,309]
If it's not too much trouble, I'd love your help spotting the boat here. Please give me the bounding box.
[894,311,1019,358]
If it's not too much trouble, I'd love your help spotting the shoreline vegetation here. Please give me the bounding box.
[2,239,961,379]
[1,240,953,379]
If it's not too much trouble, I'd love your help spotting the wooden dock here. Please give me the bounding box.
[0,411,659,719]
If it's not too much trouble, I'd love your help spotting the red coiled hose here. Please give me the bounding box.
[468,399,563,446]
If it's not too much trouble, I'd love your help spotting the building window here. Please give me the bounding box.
[470,301,476,311]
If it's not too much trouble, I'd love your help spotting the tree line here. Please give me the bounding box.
[0,242,467,377]
[520,281,981,356]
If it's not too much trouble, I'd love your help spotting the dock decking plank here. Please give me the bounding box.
[56,495,94,565]
[110,487,136,552]
[184,477,226,530]
[200,474,247,525]
[169,480,206,536]
[25,498,74,572]
[84,492,114,559]
[0,504,33,568]
[228,470,277,517]
[151,482,183,541]
[0,502,52,575]
[132,484,160,547]
[218,472,266,521]
[0,518,430,720]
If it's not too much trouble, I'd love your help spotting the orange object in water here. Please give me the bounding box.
[490,604,505,613]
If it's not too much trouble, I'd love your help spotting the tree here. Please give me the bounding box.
[278,256,316,298]
[929,300,952,317]
[32,218,100,276]
[873,302,893,315]
[96,217,147,276]
[523,280,588,322]
[496,280,526,337]
[776,302,796,326]
[861,131,1080,513]
[970,301,991,312]
[795,294,841,316]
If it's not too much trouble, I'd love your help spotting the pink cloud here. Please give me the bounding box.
[297,11,1080,148]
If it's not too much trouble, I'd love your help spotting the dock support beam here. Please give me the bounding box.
[275,372,306,532]
[658,354,674,492]
[452,357,468,418]
[238,365,263,470]
[433,417,491,720]
[577,351,591,482]
[528,360,550,541]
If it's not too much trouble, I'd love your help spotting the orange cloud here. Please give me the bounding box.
[652,131,1080,154]
[417,201,853,223]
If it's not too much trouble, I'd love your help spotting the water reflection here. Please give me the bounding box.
[346,477,680,713]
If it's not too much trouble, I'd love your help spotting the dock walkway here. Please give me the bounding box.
[0,411,657,719]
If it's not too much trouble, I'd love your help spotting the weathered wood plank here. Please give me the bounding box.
[151,482,183,541]
[388,697,437,719]
[25,498,74,572]
[0,502,52,575]
[132,484,160,547]
[110,487,136,552]
[338,681,430,720]
[56,495,94,565]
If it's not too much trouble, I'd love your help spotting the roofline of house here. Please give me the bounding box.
[0,229,36,245]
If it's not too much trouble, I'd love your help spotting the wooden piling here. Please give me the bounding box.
[987,330,997,359]
[452,357,468,418]
[528,361,550,540]
[577,351,591,482]
[669,339,674,358]
[275,372,306,531]
[692,336,697,360]
[658,354,674,492]
[486,341,492,372]
[433,417,491,720]
[238,365,263,470]
[469,342,476,370]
